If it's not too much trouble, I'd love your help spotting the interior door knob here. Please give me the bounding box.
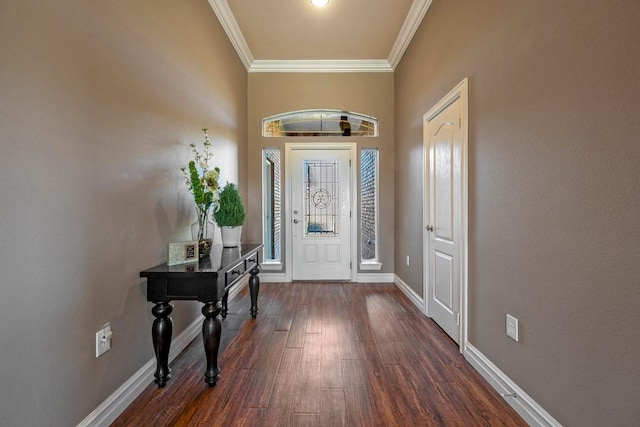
[293,219,300,224]
[425,225,434,232]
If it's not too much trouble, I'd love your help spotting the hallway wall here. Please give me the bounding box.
[394,0,640,425]
[246,73,395,275]
[0,1,246,425]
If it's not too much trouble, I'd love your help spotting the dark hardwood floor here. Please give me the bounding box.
[112,282,526,426]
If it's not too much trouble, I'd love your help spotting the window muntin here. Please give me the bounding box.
[263,110,378,137]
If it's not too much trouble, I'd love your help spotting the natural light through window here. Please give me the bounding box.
[262,148,281,268]
[360,148,381,270]
[263,110,378,137]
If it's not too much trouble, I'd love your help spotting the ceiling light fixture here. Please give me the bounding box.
[310,0,329,8]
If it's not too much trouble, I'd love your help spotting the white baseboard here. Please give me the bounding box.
[357,272,395,283]
[80,276,560,427]
[393,274,426,314]
[227,275,249,300]
[260,272,396,283]
[77,279,250,427]
[390,276,559,426]
[259,272,288,282]
[464,343,561,427]
[77,317,201,427]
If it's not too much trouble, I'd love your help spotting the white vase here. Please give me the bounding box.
[220,225,242,247]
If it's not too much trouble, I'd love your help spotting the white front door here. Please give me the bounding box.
[424,79,468,346]
[288,146,353,281]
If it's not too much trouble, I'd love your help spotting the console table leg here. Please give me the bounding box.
[151,302,173,387]
[221,290,229,319]
[202,301,222,386]
[249,267,260,319]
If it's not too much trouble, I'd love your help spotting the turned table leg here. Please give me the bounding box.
[202,301,222,386]
[221,290,229,319]
[151,302,173,387]
[249,266,260,319]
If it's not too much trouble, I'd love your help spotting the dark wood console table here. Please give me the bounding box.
[140,243,262,387]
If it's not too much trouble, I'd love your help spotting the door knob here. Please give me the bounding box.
[293,219,300,224]
[425,225,434,232]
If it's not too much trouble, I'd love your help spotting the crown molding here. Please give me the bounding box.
[207,0,254,70]
[208,0,430,73]
[388,0,433,70]
[249,59,393,73]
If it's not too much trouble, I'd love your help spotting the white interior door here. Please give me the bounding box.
[289,147,352,281]
[424,79,468,346]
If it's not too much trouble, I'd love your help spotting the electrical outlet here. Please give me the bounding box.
[406,255,410,267]
[506,314,519,342]
[95,322,112,358]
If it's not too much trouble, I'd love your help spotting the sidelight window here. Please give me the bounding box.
[262,149,281,266]
[360,148,381,270]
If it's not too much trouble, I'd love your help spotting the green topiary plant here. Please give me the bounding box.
[214,182,246,227]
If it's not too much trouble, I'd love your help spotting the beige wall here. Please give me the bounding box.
[395,0,640,425]
[0,0,246,425]
[247,73,395,274]
[4,0,638,424]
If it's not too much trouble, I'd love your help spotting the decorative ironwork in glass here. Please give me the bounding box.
[263,109,378,137]
[303,160,339,236]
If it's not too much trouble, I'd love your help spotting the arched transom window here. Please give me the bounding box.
[263,109,378,137]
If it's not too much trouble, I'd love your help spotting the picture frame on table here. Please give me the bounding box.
[167,241,198,265]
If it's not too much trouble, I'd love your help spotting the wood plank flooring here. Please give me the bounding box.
[112,282,526,426]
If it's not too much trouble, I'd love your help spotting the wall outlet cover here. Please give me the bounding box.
[506,314,519,342]
[95,322,112,358]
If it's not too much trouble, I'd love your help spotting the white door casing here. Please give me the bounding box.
[286,143,357,281]
[423,78,468,351]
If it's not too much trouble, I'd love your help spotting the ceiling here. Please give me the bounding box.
[207,0,433,72]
